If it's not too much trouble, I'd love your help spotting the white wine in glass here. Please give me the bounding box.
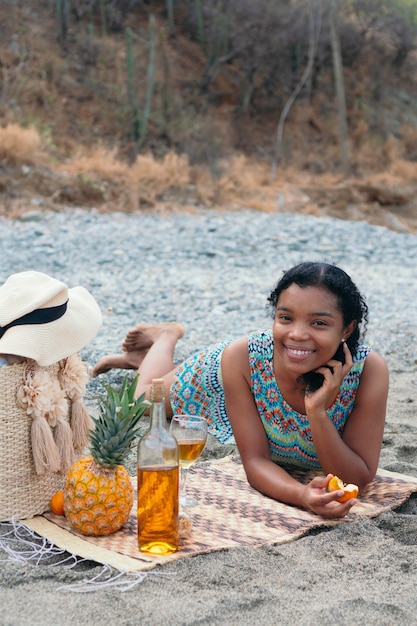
[170,414,208,507]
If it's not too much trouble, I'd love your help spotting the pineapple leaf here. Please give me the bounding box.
[89,374,149,469]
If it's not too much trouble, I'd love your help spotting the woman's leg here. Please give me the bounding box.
[92,322,185,415]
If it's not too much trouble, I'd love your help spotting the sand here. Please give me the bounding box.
[0,207,416,625]
[0,367,415,626]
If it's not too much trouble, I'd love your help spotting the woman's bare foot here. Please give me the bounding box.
[92,323,185,377]
[121,322,185,352]
[91,350,148,377]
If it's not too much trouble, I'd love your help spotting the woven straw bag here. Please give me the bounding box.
[0,356,90,521]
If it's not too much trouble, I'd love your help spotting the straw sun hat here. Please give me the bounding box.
[0,271,102,366]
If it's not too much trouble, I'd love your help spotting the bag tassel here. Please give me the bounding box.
[31,416,61,475]
[54,416,75,473]
[70,397,92,450]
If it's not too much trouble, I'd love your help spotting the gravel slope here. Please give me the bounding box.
[2,207,416,379]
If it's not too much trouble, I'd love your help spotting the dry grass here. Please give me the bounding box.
[390,158,417,181]
[2,123,417,218]
[129,152,190,189]
[0,124,45,166]
[56,146,127,179]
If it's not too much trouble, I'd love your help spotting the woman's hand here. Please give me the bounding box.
[302,473,357,519]
[304,342,353,414]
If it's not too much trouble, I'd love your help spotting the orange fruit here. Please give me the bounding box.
[327,475,359,503]
[50,490,65,516]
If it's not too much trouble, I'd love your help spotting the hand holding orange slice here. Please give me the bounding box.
[327,475,359,503]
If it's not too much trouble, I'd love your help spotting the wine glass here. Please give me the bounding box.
[170,414,208,507]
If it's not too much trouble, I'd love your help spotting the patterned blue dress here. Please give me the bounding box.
[170,330,370,470]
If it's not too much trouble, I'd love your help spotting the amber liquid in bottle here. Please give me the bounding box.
[137,378,179,555]
[137,466,179,554]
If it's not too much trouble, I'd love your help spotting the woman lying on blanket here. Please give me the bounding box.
[92,262,389,520]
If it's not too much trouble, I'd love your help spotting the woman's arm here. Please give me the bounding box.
[221,338,357,518]
[305,348,389,489]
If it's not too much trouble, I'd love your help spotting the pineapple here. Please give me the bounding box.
[64,375,148,536]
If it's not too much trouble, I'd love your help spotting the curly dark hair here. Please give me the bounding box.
[267,262,369,357]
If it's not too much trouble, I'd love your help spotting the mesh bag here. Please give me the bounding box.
[0,355,90,521]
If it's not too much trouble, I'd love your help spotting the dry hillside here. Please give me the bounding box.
[1,1,417,232]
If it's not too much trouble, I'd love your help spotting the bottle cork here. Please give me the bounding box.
[150,378,165,402]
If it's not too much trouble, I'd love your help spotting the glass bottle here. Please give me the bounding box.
[137,378,179,555]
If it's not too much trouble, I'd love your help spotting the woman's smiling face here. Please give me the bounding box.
[272,283,347,377]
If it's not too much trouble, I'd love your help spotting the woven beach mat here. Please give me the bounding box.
[24,456,417,573]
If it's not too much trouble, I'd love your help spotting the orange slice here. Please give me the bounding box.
[327,475,359,503]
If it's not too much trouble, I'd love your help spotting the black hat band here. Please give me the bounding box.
[0,301,68,339]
